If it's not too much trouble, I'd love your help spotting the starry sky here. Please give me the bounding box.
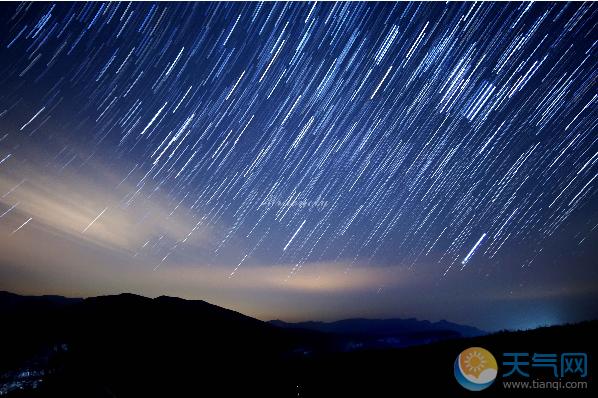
[0,2,597,331]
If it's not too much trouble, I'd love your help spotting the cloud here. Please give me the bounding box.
[0,154,215,258]
[159,260,411,294]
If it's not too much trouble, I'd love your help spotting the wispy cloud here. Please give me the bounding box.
[0,155,214,258]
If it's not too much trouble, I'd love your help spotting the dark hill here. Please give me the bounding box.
[1,291,595,397]
[0,291,329,397]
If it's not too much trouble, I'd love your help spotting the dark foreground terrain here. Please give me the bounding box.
[1,291,594,397]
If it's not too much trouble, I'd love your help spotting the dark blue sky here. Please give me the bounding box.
[0,2,596,331]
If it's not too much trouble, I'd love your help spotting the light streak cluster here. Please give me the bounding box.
[0,2,596,281]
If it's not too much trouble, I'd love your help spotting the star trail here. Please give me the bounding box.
[0,2,597,329]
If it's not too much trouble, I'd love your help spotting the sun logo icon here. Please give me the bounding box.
[464,350,486,375]
[454,347,498,391]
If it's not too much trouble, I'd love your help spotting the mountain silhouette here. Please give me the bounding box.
[270,317,485,349]
[1,291,595,397]
[0,291,330,397]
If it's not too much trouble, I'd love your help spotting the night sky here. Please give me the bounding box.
[0,2,597,331]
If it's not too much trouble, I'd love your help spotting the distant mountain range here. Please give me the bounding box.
[270,317,484,335]
[1,291,595,397]
[271,317,485,345]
